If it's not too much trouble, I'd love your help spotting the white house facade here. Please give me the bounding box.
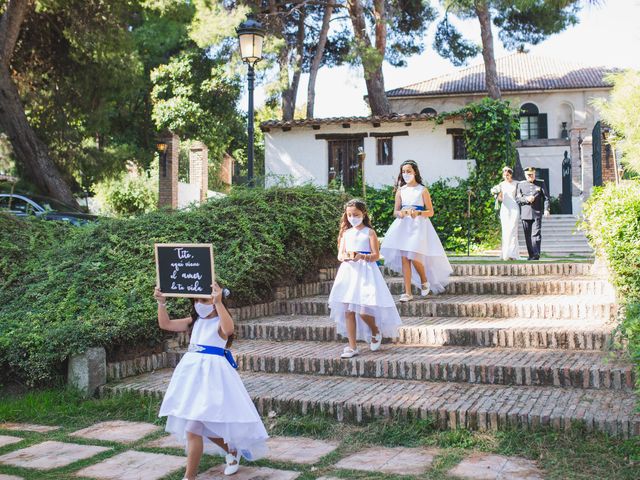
[263,53,617,214]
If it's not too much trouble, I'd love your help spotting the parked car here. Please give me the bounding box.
[0,193,98,226]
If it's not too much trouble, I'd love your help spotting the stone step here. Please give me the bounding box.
[373,276,613,296]
[399,263,596,277]
[238,315,615,350]
[101,370,640,437]
[178,340,634,391]
[284,295,617,320]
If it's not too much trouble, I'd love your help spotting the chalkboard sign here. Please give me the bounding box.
[154,243,214,298]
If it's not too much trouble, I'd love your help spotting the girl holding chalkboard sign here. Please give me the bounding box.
[328,199,402,358]
[154,283,268,478]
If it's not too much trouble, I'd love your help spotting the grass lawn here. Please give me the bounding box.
[0,389,638,479]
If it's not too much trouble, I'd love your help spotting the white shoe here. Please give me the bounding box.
[224,452,240,475]
[421,281,431,296]
[370,332,382,352]
[341,346,360,359]
[399,293,413,302]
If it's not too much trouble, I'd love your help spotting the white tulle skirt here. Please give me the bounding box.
[328,259,402,342]
[381,216,453,294]
[159,352,268,460]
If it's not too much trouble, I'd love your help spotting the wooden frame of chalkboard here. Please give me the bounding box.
[154,243,215,298]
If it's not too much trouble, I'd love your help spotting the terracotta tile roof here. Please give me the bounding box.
[387,52,617,98]
[260,112,463,131]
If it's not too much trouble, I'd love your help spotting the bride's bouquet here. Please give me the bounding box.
[490,184,501,210]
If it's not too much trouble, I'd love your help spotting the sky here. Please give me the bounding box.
[241,0,640,118]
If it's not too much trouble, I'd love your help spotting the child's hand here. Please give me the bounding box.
[353,253,365,261]
[154,287,166,303]
[211,282,223,305]
[397,210,405,218]
[410,209,419,219]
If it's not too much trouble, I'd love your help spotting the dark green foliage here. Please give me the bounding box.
[0,187,345,387]
[582,181,640,390]
[433,15,481,67]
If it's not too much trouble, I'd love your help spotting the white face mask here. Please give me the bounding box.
[402,173,414,183]
[347,216,363,227]
[194,302,214,318]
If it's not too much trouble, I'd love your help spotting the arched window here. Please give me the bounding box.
[519,103,547,140]
[420,107,437,115]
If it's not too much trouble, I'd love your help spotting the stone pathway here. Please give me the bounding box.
[0,421,548,479]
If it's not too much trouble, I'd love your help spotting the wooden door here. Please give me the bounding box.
[328,139,363,188]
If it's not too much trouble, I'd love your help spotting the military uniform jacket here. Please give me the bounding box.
[516,180,550,220]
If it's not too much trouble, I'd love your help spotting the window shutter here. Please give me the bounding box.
[538,114,548,139]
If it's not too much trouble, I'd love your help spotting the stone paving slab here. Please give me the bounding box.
[0,441,109,470]
[265,436,338,464]
[75,450,184,479]
[0,436,23,448]
[0,423,60,433]
[197,465,300,479]
[0,474,24,480]
[70,420,160,443]
[335,446,439,475]
[102,370,640,437]
[145,435,184,450]
[224,339,634,390]
[448,453,545,479]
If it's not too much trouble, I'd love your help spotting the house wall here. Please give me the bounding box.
[264,119,474,188]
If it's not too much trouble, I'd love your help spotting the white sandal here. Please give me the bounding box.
[340,346,360,358]
[421,281,431,296]
[224,452,240,475]
[370,332,382,352]
[399,293,413,302]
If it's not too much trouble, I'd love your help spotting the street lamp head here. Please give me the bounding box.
[237,16,265,66]
[156,141,167,154]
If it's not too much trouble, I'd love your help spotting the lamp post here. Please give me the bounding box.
[237,16,265,186]
[156,141,168,177]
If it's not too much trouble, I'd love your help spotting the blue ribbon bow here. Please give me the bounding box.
[192,344,238,369]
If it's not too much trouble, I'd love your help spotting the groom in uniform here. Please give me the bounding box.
[516,167,550,260]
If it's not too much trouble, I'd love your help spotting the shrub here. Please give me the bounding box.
[93,165,158,217]
[582,180,640,389]
[0,186,345,386]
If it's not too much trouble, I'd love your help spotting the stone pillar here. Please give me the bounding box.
[67,347,106,398]
[189,141,209,203]
[580,135,594,204]
[569,128,584,215]
[220,153,234,190]
[158,131,179,209]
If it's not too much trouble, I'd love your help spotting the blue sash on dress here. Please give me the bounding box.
[189,344,238,369]
[401,205,425,211]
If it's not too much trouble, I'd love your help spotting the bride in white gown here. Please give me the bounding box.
[496,167,521,261]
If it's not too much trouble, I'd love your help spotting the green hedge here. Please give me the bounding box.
[582,180,640,389]
[0,186,345,387]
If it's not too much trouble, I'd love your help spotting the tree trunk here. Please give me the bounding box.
[347,0,390,115]
[282,11,305,121]
[475,0,501,99]
[0,0,76,205]
[0,64,76,204]
[306,3,333,119]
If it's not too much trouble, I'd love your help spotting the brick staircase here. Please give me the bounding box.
[100,261,640,438]
[518,214,593,257]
